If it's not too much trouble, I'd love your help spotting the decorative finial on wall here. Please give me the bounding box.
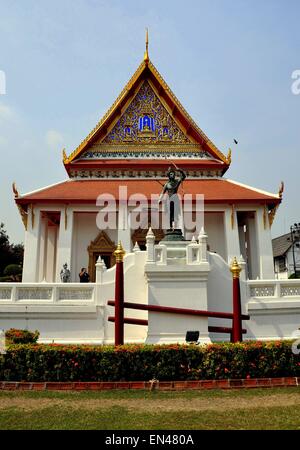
[114,241,126,262]
[144,28,149,64]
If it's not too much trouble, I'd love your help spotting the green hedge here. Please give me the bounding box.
[0,341,299,382]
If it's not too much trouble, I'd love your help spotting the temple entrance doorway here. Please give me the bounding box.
[87,231,116,281]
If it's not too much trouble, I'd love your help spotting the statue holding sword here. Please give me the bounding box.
[158,165,186,230]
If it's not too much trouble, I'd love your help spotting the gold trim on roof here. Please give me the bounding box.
[13,182,29,229]
[62,148,69,164]
[65,57,228,164]
[268,181,284,227]
[17,204,28,230]
[147,61,227,163]
[66,61,147,163]
[231,204,235,229]
[226,148,232,165]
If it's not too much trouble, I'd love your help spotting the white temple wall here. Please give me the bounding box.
[3,247,300,343]
[102,251,148,343]
[20,202,277,285]
[0,251,148,344]
[204,212,226,260]
[55,207,74,282]
[72,212,117,282]
[206,252,300,341]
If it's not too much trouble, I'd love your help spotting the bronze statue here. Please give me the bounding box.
[158,167,186,229]
[60,263,71,283]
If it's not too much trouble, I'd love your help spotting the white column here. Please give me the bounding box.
[224,207,240,264]
[55,207,74,282]
[146,227,155,262]
[38,217,47,282]
[22,206,41,282]
[255,207,275,279]
[238,224,247,261]
[117,208,131,253]
[46,225,57,282]
[198,227,208,262]
[246,215,259,279]
[95,257,107,284]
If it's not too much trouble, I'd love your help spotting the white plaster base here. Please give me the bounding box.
[144,239,211,344]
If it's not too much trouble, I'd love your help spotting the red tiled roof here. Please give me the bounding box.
[16,179,280,205]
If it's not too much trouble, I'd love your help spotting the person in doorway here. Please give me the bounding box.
[79,268,90,283]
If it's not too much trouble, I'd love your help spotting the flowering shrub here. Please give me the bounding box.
[0,341,299,382]
[5,328,39,345]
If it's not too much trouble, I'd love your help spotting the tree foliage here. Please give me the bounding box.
[0,223,24,277]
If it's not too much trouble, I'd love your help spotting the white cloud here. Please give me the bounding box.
[0,136,8,147]
[45,129,64,149]
[0,103,15,121]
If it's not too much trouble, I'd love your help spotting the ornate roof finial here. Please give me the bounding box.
[12,182,19,198]
[62,148,69,163]
[278,181,284,199]
[226,148,232,165]
[144,28,149,64]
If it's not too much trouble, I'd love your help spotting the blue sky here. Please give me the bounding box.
[0,0,299,243]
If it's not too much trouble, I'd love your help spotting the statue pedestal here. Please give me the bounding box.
[144,236,211,344]
[161,228,185,242]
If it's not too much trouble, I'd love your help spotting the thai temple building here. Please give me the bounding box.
[2,37,300,344]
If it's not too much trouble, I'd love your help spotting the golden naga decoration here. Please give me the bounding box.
[230,257,242,279]
[64,204,68,230]
[278,181,284,199]
[144,28,149,64]
[62,148,69,164]
[12,182,29,229]
[17,205,28,230]
[226,148,232,165]
[12,182,19,198]
[231,204,235,229]
[114,241,126,262]
[263,204,268,229]
[268,207,276,227]
[30,204,35,229]
[268,180,284,227]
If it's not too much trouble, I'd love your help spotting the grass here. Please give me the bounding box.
[0,387,300,430]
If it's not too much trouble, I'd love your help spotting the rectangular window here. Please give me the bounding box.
[277,256,287,272]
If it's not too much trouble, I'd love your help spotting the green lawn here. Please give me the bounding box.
[0,387,300,430]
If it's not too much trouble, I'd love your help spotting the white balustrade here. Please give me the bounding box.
[0,283,96,304]
[248,279,300,299]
